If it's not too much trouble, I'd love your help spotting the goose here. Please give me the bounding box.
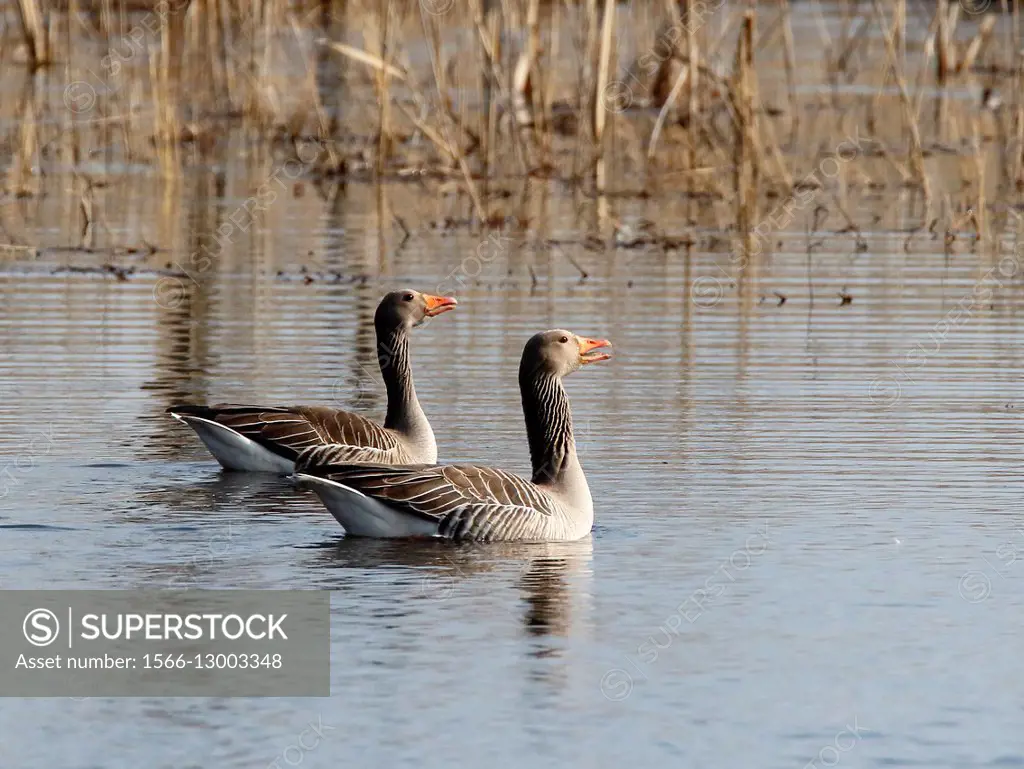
[167,289,457,473]
[293,329,612,542]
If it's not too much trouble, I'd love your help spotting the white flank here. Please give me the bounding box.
[175,415,294,473]
[294,474,439,538]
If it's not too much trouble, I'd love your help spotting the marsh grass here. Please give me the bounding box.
[1,0,1022,256]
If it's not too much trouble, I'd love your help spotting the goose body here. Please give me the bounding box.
[168,290,456,472]
[295,330,611,542]
[168,404,428,472]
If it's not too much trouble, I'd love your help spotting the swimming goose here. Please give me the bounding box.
[293,329,612,541]
[167,289,457,473]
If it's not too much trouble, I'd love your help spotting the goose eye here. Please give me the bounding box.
[559,336,569,343]
[403,293,414,302]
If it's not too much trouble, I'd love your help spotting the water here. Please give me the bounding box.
[2,126,1024,768]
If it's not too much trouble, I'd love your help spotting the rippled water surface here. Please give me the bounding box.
[2,159,1024,767]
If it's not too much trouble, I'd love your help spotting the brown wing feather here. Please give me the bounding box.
[294,456,559,541]
[293,407,401,453]
[172,404,401,461]
[293,442,400,467]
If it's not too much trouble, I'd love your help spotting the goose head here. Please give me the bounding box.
[375,289,458,331]
[522,329,613,379]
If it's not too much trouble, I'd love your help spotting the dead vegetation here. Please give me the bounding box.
[0,0,1022,260]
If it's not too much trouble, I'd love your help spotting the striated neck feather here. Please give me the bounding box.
[519,364,576,485]
[376,322,420,431]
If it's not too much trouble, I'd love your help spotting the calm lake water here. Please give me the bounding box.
[2,22,1024,754]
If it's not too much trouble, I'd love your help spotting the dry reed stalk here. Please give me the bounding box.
[319,40,409,81]
[203,0,230,108]
[959,15,996,74]
[719,8,791,193]
[471,0,530,176]
[776,0,798,141]
[687,0,701,172]
[827,9,872,107]
[594,0,616,192]
[416,6,487,221]
[153,3,185,175]
[648,65,690,160]
[937,0,960,83]
[733,12,757,254]
[1014,1,1024,190]
[913,8,942,108]
[872,0,928,201]
[539,0,562,161]
[971,117,987,243]
[319,38,461,167]
[7,78,40,198]
[284,11,334,157]
[483,0,501,173]
[470,0,491,169]
[894,0,906,68]
[572,0,600,178]
[15,0,50,69]
[667,8,744,201]
[218,0,239,108]
[513,0,541,132]
[374,0,395,175]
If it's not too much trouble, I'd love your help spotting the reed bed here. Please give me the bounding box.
[1,0,1022,253]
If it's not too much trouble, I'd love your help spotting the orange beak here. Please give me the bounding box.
[423,294,458,317]
[578,336,612,364]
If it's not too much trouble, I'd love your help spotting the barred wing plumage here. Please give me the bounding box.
[294,455,561,542]
[293,441,400,467]
[171,404,403,461]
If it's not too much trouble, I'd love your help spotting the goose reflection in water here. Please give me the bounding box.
[315,538,594,641]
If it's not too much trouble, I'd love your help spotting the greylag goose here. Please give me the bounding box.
[293,329,612,541]
[167,289,457,473]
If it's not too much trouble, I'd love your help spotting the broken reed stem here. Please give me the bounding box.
[320,39,407,82]
[648,65,690,159]
[960,14,996,74]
